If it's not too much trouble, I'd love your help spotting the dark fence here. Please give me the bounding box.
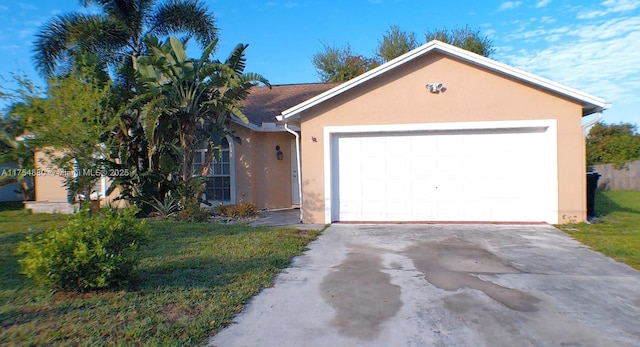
[594,160,640,191]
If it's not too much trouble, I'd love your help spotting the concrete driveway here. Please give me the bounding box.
[209,224,640,347]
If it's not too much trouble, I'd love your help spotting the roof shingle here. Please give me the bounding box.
[241,83,341,126]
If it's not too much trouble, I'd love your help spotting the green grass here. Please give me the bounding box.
[0,201,24,212]
[557,190,640,270]
[0,210,322,346]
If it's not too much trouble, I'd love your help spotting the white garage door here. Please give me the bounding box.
[332,126,557,223]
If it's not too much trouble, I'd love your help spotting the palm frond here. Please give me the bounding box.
[150,0,218,47]
[199,38,219,62]
[33,13,130,77]
[33,13,82,76]
[140,104,164,153]
[102,0,152,35]
[168,37,187,63]
[241,72,271,88]
[225,43,248,75]
[226,104,249,125]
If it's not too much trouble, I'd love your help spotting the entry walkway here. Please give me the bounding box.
[249,208,324,230]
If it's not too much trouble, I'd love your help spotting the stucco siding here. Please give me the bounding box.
[299,53,586,224]
[234,126,295,209]
[31,127,296,211]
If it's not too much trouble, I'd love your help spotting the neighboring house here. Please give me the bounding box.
[29,40,608,224]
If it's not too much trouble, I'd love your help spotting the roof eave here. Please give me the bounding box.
[231,117,298,132]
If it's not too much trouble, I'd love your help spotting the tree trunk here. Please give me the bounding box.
[201,144,214,177]
[182,145,194,181]
[180,120,196,182]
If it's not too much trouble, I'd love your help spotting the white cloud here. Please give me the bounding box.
[578,0,640,18]
[570,17,640,40]
[498,1,522,11]
[484,28,497,38]
[540,16,556,24]
[498,19,640,106]
[535,0,552,8]
[577,9,607,19]
[602,0,640,12]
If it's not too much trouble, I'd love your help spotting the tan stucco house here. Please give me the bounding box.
[30,40,608,224]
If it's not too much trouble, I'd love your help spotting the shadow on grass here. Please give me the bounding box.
[0,201,24,212]
[134,254,291,291]
[595,190,640,217]
[132,223,311,292]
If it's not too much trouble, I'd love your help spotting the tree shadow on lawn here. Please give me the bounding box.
[133,224,307,292]
[595,191,640,217]
[134,253,292,291]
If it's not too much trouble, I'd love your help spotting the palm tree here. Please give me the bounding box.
[33,0,217,77]
[132,35,270,183]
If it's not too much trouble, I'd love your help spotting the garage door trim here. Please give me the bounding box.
[323,119,559,224]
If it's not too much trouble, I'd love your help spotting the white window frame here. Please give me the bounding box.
[194,137,235,204]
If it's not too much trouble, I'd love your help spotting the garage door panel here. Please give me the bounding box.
[387,201,410,220]
[333,127,554,222]
[410,159,436,179]
[385,135,410,149]
[361,201,386,216]
[338,137,362,156]
[386,157,410,177]
[361,180,384,199]
[359,137,384,154]
[340,160,361,177]
[408,199,436,220]
[361,160,384,179]
[387,179,410,199]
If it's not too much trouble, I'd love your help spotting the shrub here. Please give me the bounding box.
[229,203,257,218]
[215,203,229,216]
[177,203,209,223]
[215,203,257,218]
[17,207,150,291]
[143,192,180,220]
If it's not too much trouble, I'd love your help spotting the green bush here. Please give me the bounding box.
[17,207,150,291]
[143,192,181,220]
[229,203,257,218]
[215,203,229,216]
[215,203,257,218]
[177,203,210,222]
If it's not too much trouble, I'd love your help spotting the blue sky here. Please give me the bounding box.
[1,0,639,127]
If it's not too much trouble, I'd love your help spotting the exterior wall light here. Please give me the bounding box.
[276,145,284,160]
[426,83,445,94]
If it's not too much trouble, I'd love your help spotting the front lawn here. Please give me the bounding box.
[557,190,640,270]
[0,209,321,346]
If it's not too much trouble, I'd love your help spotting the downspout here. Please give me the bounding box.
[582,111,603,134]
[284,123,303,223]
